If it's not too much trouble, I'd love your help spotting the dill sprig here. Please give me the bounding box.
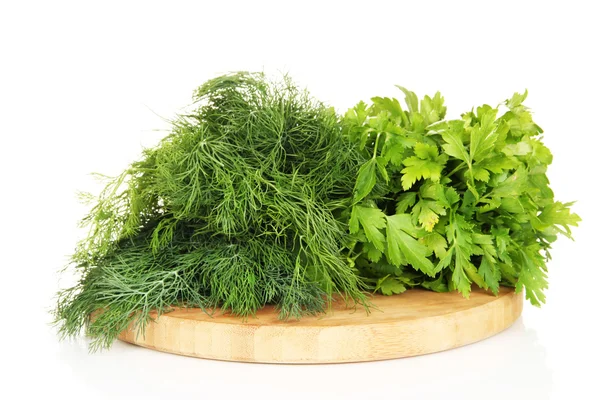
[54,72,368,350]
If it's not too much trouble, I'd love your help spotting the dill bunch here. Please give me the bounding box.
[54,72,368,350]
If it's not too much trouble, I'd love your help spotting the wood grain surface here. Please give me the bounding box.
[118,287,523,363]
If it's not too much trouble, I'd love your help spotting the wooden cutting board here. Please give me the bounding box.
[118,287,522,363]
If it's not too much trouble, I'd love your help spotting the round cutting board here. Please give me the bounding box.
[118,287,522,363]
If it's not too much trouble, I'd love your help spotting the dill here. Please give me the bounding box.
[54,72,368,350]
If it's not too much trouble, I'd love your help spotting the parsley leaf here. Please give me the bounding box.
[350,205,387,251]
[386,214,435,275]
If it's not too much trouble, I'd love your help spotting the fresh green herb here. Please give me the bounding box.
[54,72,579,351]
[342,88,580,306]
[54,72,368,350]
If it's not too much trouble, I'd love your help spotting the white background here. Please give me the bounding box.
[1,1,598,399]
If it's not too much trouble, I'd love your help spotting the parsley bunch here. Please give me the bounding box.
[342,88,580,305]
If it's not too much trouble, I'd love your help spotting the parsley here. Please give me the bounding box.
[343,88,580,305]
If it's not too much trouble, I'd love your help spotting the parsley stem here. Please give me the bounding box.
[446,163,466,178]
[372,132,382,159]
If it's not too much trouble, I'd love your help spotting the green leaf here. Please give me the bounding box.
[353,205,387,251]
[476,154,517,174]
[491,167,527,198]
[492,227,510,252]
[395,192,417,214]
[452,248,473,298]
[376,156,389,183]
[441,213,486,297]
[441,129,470,163]
[466,182,480,202]
[414,142,439,159]
[387,213,420,237]
[506,90,528,109]
[533,201,581,239]
[426,120,448,134]
[445,187,460,205]
[419,181,443,201]
[369,111,390,133]
[472,233,494,246]
[502,141,532,156]
[401,157,444,190]
[364,242,383,262]
[421,274,449,292]
[472,166,490,182]
[420,92,446,125]
[479,255,501,295]
[492,227,512,264]
[471,234,498,293]
[353,158,377,202]
[500,197,524,214]
[418,206,439,232]
[344,103,367,127]
[395,86,419,114]
[431,92,447,119]
[469,108,499,162]
[501,93,541,137]
[515,247,548,306]
[435,246,454,273]
[382,133,411,166]
[413,200,446,232]
[494,120,510,150]
[386,214,435,275]
[384,144,407,166]
[463,258,486,290]
[372,96,405,118]
[478,197,501,213]
[530,139,553,165]
[377,276,407,295]
[420,232,448,258]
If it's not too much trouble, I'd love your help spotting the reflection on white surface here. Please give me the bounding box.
[50,318,550,399]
